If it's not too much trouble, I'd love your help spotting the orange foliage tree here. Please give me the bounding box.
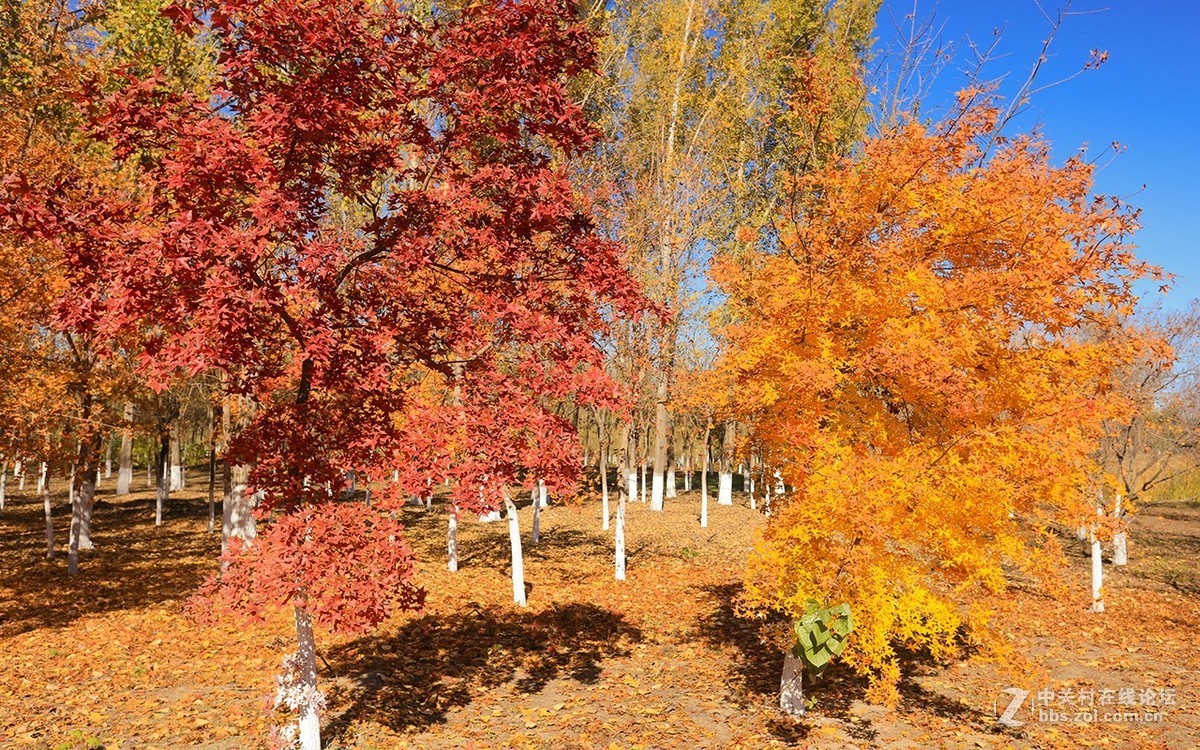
[712,93,1165,704]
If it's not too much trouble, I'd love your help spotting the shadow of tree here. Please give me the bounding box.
[0,488,221,637]
[694,582,1016,744]
[322,602,642,740]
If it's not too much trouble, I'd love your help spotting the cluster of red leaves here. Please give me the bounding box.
[190,503,424,634]
[2,0,646,632]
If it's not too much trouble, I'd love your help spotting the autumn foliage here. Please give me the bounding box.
[5,0,640,632]
[716,95,1162,702]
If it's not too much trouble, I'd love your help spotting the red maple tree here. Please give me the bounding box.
[4,0,642,744]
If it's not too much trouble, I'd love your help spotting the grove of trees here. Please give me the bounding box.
[2,0,1196,747]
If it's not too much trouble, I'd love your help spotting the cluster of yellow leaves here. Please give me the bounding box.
[716,100,1163,703]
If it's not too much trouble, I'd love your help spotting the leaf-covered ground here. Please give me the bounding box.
[1,476,1197,749]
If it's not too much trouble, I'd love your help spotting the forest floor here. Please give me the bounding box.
[1,473,1198,750]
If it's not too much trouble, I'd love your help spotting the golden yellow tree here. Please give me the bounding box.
[713,94,1163,705]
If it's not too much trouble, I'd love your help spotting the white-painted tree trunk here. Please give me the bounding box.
[504,496,527,606]
[531,493,541,545]
[718,471,733,505]
[666,468,676,499]
[780,653,805,717]
[700,444,710,528]
[43,487,54,559]
[0,461,6,511]
[18,460,25,490]
[749,473,756,510]
[537,478,548,508]
[291,606,322,750]
[626,469,637,505]
[1090,505,1104,613]
[221,465,257,570]
[1112,493,1127,566]
[69,468,97,576]
[478,509,501,523]
[615,488,626,581]
[169,428,183,491]
[683,461,691,492]
[36,461,47,494]
[601,459,610,531]
[650,470,664,511]
[640,462,647,504]
[774,470,786,496]
[447,509,458,572]
[117,408,133,495]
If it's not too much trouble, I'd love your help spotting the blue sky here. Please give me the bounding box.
[873,1,1200,309]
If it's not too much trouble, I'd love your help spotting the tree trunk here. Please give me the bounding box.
[169,425,183,491]
[701,423,711,527]
[43,484,54,559]
[616,423,630,581]
[780,653,805,716]
[69,429,102,573]
[640,458,647,504]
[448,508,459,572]
[17,460,25,490]
[0,461,7,511]
[1090,505,1105,613]
[104,436,113,479]
[718,422,733,505]
[291,605,322,750]
[651,365,671,511]
[600,442,610,531]
[37,461,46,494]
[1112,493,1127,566]
[117,403,133,495]
[504,495,527,606]
[531,490,542,545]
[155,430,169,526]
[221,463,256,569]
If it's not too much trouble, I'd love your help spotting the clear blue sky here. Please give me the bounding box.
[873,1,1200,309]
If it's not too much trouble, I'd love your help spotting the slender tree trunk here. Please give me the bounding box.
[651,367,670,511]
[780,653,805,716]
[117,403,133,495]
[1112,493,1127,566]
[291,605,322,750]
[616,423,631,581]
[718,422,733,505]
[155,429,169,526]
[17,460,25,490]
[43,484,54,560]
[1090,504,1105,613]
[448,507,458,572]
[221,463,256,568]
[701,426,710,527]
[0,460,6,511]
[69,428,102,573]
[531,490,542,545]
[640,458,647,504]
[504,495,526,606]
[37,461,46,494]
[600,441,610,531]
[169,425,183,491]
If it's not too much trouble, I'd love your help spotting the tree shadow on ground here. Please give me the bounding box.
[395,502,612,571]
[0,488,220,637]
[695,582,1021,745]
[322,602,642,741]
